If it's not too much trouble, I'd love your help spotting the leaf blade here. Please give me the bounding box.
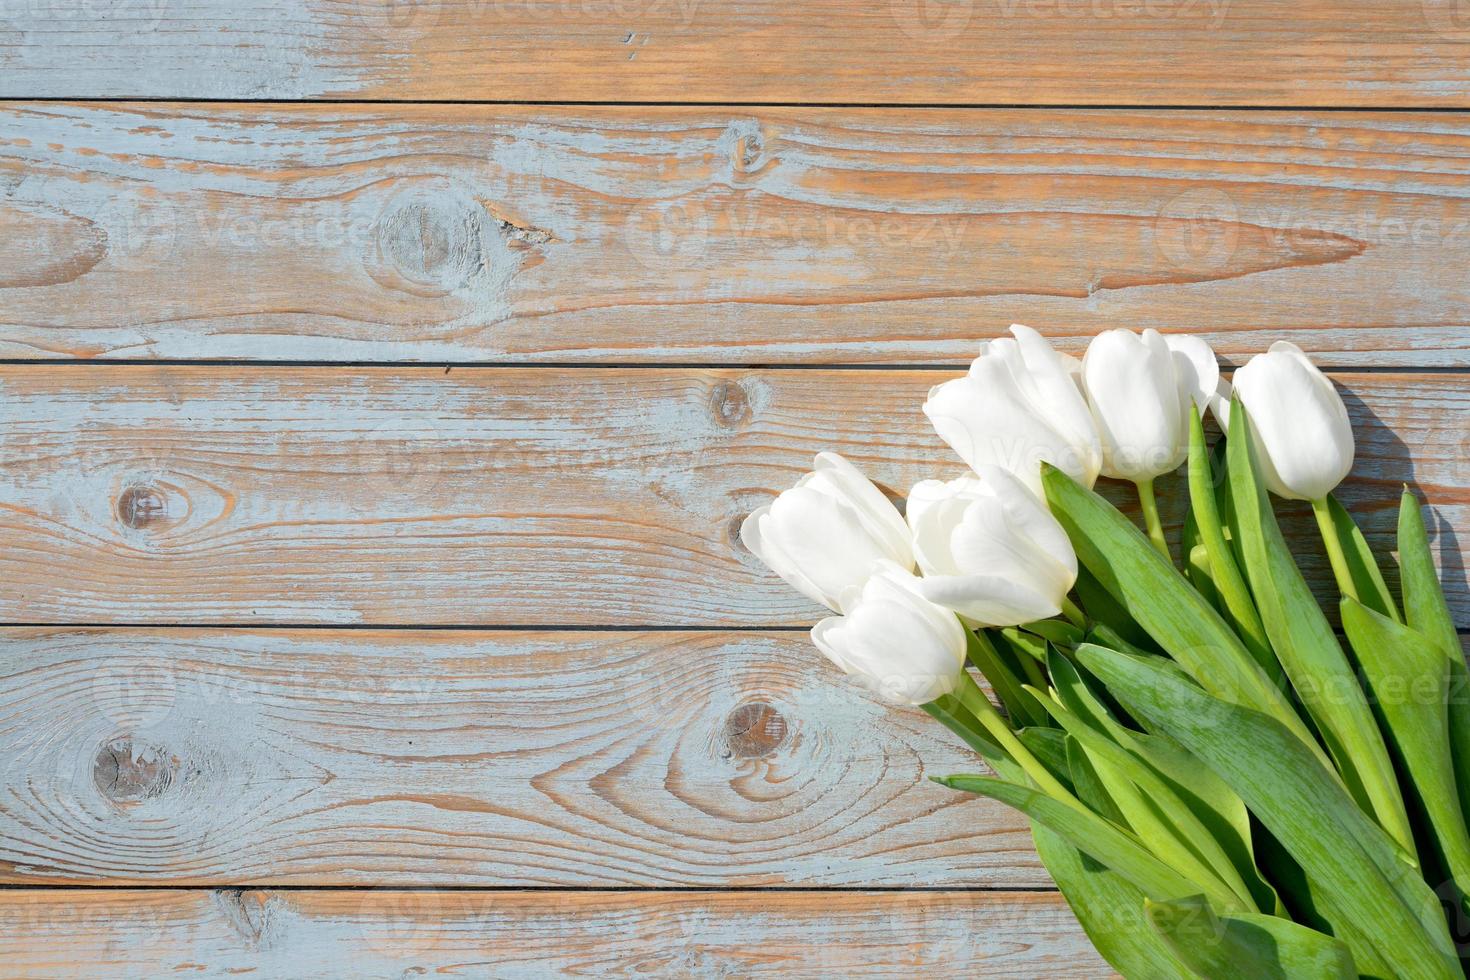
[1146,895,1356,980]
[1186,406,1279,679]
[932,773,1205,904]
[1076,644,1459,979]
[1034,826,1193,980]
[1041,463,1320,757]
[1224,399,1414,856]
[1326,493,1400,622]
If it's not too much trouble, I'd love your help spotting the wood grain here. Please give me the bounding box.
[0,888,1109,978]
[0,366,1462,627]
[0,628,1039,885]
[4,103,1470,365]
[3,1,1470,105]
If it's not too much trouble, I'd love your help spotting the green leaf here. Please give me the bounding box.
[1020,619,1085,648]
[1084,622,1158,662]
[1224,399,1415,856]
[1034,826,1192,979]
[1040,464,1321,758]
[1017,726,1073,794]
[1077,645,1461,979]
[1325,494,1400,622]
[1052,648,1281,915]
[965,629,1046,729]
[921,698,1024,784]
[995,626,1047,665]
[1252,829,1400,979]
[1066,734,1126,826]
[1397,491,1470,823]
[1341,596,1470,909]
[1145,895,1356,979]
[931,773,1206,904]
[1185,542,1225,613]
[1186,407,1279,680]
[1399,490,1460,662]
[1074,563,1152,648]
[1027,683,1256,911]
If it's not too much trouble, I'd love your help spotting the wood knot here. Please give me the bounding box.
[726,511,752,556]
[737,131,764,170]
[725,121,767,175]
[371,188,487,296]
[212,889,278,948]
[116,483,168,530]
[93,738,176,806]
[723,701,788,759]
[709,380,752,428]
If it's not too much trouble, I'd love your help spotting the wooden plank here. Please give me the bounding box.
[0,627,1041,885]
[0,367,1462,627]
[4,103,1470,366]
[0,888,1109,977]
[3,1,1470,105]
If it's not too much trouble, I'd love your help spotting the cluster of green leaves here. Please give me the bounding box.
[928,401,1469,979]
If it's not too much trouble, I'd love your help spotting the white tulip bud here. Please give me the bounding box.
[740,452,914,612]
[1082,328,1221,481]
[1222,342,1355,501]
[905,465,1078,626]
[924,324,1102,498]
[811,563,970,705]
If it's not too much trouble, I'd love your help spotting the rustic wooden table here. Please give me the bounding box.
[0,2,1467,976]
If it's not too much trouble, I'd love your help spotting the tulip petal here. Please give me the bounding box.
[1083,328,1187,481]
[740,506,832,610]
[808,452,914,568]
[1163,333,1221,418]
[951,495,1075,600]
[1010,324,1101,472]
[906,477,982,577]
[929,365,1096,496]
[917,572,1061,626]
[1210,377,1233,431]
[974,464,1077,584]
[767,487,896,609]
[1232,351,1353,500]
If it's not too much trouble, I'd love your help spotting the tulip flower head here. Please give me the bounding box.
[1224,341,1355,502]
[811,563,970,705]
[1082,328,1220,482]
[740,452,914,613]
[905,465,1078,626]
[924,324,1102,498]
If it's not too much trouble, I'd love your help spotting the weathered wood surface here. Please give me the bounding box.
[5,103,1470,366]
[3,1,1469,106]
[0,628,1038,885]
[0,888,1109,978]
[0,367,1462,626]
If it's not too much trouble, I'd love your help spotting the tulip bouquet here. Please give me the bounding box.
[743,326,1467,978]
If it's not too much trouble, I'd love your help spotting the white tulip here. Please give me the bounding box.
[1081,328,1220,481]
[906,465,1078,626]
[1222,341,1355,502]
[811,563,970,705]
[924,324,1102,498]
[741,452,914,612]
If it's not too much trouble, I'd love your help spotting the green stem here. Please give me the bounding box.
[1311,496,1359,602]
[1136,478,1171,563]
[952,671,1073,802]
[1060,596,1086,629]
